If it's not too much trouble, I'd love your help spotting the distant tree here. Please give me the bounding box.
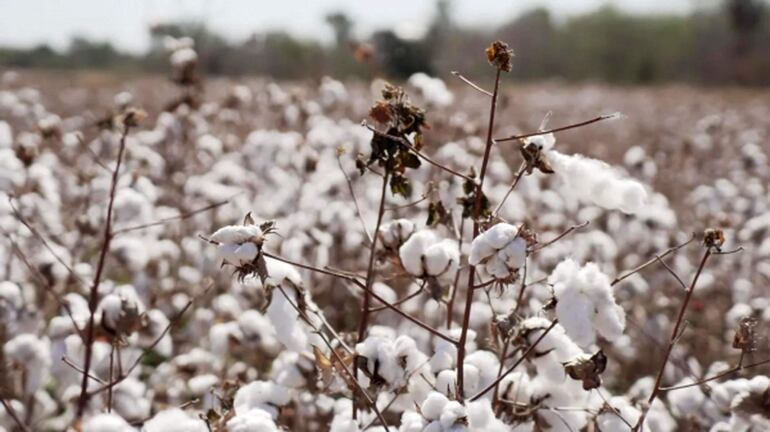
[326,12,353,47]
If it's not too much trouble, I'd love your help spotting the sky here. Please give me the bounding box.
[0,0,704,54]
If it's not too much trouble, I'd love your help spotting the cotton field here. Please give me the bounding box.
[1,39,769,432]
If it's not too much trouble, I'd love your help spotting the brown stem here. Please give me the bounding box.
[451,71,493,97]
[0,398,29,432]
[358,172,389,341]
[457,68,501,402]
[633,249,711,431]
[76,124,130,419]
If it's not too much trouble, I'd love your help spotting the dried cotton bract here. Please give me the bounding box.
[548,259,626,347]
[469,223,527,281]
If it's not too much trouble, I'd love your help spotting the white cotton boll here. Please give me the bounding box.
[82,413,134,432]
[400,230,436,276]
[227,408,280,432]
[0,121,12,148]
[421,392,450,421]
[234,242,259,265]
[435,370,457,397]
[546,150,648,214]
[439,401,467,429]
[211,225,263,245]
[423,240,460,277]
[431,340,457,371]
[400,411,427,432]
[499,372,531,405]
[725,303,753,329]
[3,333,51,394]
[523,133,556,153]
[379,219,415,250]
[667,378,705,417]
[407,73,454,107]
[470,223,526,280]
[549,259,625,347]
[142,408,207,432]
[233,381,291,419]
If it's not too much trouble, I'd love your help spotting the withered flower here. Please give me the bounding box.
[732,316,758,352]
[703,228,725,251]
[564,350,607,390]
[485,40,514,72]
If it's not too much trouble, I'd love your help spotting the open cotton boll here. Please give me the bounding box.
[82,413,134,432]
[3,333,51,394]
[379,219,415,250]
[470,223,527,280]
[549,259,626,348]
[227,408,281,432]
[667,378,705,418]
[421,392,450,421]
[233,381,291,419]
[545,149,648,214]
[142,408,207,432]
[266,285,307,353]
[407,73,454,107]
[211,224,264,245]
[399,231,459,278]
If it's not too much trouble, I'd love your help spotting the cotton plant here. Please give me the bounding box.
[398,230,459,283]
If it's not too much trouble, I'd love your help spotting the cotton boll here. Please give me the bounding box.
[226,408,280,432]
[266,286,307,352]
[667,378,705,418]
[546,149,648,214]
[379,219,415,251]
[439,401,467,429]
[549,259,626,347]
[82,413,134,432]
[399,231,458,278]
[142,408,207,432]
[3,333,51,394]
[421,392,450,421]
[233,381,291,419]
[470,223,527,281]
[407,73,454,107]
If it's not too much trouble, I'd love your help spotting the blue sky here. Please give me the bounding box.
[0,0,706,53]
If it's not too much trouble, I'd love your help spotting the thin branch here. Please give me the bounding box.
[363,123,476,184]
[492,162,526,217]
[87,283,211,398]
[471,319,559,401]
[529,221,590,254]
[495,113,621,143]
[358,172,389,340]
[660,355,770,392]
[611,234,696,286]
[112,199,229,235]
[0,398,29,432]
[336,154,372,244]
[61,356,107,385]
[368,281,424,312]
[633,248,712,431]
[451,71,493,97]
[77,124,131,419]
[262,251,457,344]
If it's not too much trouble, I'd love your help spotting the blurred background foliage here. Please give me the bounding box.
[1,0,768,85]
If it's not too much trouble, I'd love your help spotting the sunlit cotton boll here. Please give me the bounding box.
[544,144,648,214]
[469,223,527,280]
[82,413,134,432]
[549,258,626,348]
[399,230,459,279]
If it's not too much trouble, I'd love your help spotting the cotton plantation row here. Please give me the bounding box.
[0,39,768,431]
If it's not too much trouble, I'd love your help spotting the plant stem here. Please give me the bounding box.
[457,68,501,401]
[357,172,389,341]
[633,248,711,431]
[76,125,130,419]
